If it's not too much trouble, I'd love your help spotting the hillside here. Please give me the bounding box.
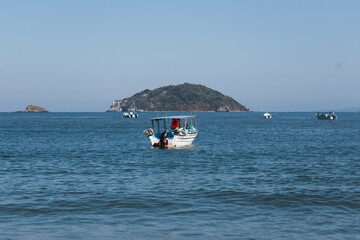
[107,83,249,112]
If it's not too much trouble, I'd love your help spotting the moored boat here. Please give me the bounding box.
[264,112,272,119]
[143,115,198,148]
[315,111,337,120]
[122,101,138,118]
[122,111,138,118]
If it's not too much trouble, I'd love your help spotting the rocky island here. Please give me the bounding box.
[107,83,249,112]
[17,105,49,113]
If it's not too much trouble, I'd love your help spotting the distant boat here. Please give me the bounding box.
[122,111,138,118]
[315,111,337,120]
[264,112,272,119]
[143,115,198,148]
[122,101,138,118]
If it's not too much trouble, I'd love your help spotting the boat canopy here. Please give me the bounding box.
[150,115,195,120]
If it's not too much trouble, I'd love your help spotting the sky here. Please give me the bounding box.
[1,0,359,112]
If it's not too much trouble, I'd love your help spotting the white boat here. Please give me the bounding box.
[122,111,138,118]
[315,111,337,120]
[264,112,272,119]
[122,101,138,118]
[143,115,198,148]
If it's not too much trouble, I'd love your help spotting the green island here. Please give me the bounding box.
[16,105,49,113]
[107,83,249,112]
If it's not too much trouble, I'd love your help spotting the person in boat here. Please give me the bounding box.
[171,118,188,135]
[171,118,181,129]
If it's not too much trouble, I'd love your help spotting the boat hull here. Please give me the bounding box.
[315,112,337,120]
[317,116,336,120]
[149,133,198,148]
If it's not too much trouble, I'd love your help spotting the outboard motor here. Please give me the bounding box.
[159,129,169,147]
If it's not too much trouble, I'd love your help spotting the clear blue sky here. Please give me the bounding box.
[1,0,359,112]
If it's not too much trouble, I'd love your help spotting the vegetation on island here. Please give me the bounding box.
[17,105,49,113]
[107,83,249,112]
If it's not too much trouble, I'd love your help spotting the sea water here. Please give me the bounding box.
[0,112,359,240]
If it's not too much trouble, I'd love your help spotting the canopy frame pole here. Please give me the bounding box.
[157,120,160,134]
[195,115,197,131]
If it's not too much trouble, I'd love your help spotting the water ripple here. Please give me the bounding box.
[0,112,359,240]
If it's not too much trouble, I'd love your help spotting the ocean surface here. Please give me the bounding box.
[0,112,359,240]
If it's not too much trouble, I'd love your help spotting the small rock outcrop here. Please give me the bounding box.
[17,105,49,113]
[107,83,249,112]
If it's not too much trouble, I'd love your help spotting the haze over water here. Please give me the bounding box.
[1,112,359,239]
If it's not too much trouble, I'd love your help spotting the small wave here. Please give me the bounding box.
[170,209,213,216]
